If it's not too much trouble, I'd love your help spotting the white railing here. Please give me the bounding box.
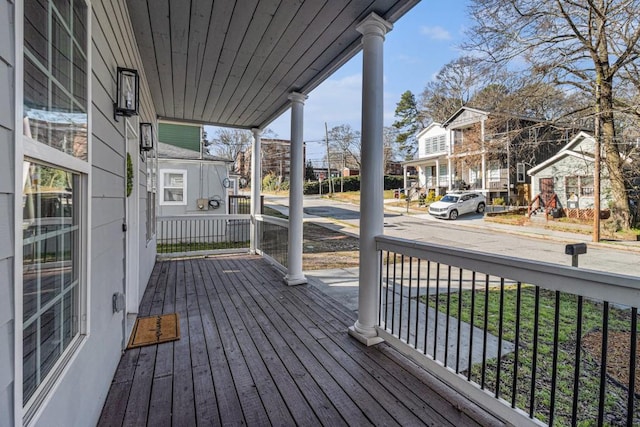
[375,235,640,426]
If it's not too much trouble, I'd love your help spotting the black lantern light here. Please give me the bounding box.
[114,67,139,121]
[140,122,154,152]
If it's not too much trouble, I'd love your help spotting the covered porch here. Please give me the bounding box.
[98,254,497,426]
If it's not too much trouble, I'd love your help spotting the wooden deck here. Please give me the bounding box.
[98,254,502,426]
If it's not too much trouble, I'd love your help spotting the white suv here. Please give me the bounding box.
[428,192,486,220]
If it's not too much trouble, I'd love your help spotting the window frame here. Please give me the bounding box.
[159,169,188,205]
[16,0,91,422]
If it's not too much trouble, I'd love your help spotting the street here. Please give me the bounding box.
[266,194,640,277]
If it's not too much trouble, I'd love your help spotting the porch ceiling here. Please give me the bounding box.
[125,0,420,129]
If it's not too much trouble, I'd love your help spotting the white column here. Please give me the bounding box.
[285,92,307,286]
[250,128,262,254]
[435,159,440,189]
[403,165,408,189]
[481,119,486,191]
[349,13,392,346]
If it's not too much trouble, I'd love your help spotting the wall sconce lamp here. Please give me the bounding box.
[114,67,139,121]
[140,122,154,152]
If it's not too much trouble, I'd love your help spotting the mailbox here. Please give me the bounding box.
[565,243,587,256]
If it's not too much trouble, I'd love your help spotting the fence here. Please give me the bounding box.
[157,214,250,258]
[375,235,640,426]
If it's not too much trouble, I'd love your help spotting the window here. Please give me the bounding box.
[565,176,594,199]
[160,170,187,205]
[517,163,526,183]
[22,163,82,403]
[146,151,157,241]
[24,0,88,160]
[22,0,89,411]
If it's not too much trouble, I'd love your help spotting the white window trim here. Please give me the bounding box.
[159,169,188,205]
[15,0,92,424]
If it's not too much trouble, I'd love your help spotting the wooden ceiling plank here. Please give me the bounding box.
[219,0,309,125]
[191,0,235,121]
[201,0,261,124]
[184,0,214,121]
[213,0,283,124]
[169,0,191,120]
[126,0,165,117]
[244,0,366,126]
[148,0,174,118]
[233,0,341,126]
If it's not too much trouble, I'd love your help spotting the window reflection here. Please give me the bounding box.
[22,162,80,404]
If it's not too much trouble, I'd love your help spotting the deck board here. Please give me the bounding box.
[98,254,503,427]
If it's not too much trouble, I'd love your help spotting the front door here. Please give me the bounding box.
[539,178,554,206]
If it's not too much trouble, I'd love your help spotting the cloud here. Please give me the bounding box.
[420,25,452,40]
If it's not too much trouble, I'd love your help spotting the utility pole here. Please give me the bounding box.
[325,122,333,195]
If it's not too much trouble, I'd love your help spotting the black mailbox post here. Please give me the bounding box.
[565,243,587,267]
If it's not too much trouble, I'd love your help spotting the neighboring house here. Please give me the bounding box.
[404,106,583,203]
[527,131,611,212]
[157,142,234,216]
[157,122,234,216]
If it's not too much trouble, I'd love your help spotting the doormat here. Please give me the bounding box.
[127,313,180,349]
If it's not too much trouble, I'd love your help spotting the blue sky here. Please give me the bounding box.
[207,1,472,164]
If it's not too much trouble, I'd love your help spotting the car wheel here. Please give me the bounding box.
[477,203,485,213]
[449,209,458,220]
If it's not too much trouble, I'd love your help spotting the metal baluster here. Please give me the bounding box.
[481,274,489,389]
[445,265,452,367]
[415,259,421,349]
[530,286,540,418]
[549,291,561,426]
[407,257,413,343]
[496,278,505,398]
[628,307,637,427]
[571,295,583,423]
[434,263,441,359]
[468,272,476,382]
[597,302,609,427]
[512,282,521,408]
[399,255,405,338]
[424,261,431,356]
[456,267,463,373]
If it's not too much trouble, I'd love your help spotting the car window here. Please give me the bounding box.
[441,195,458,203]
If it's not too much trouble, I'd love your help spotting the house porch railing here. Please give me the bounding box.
[375,235,640,426]
[156,214,288,270]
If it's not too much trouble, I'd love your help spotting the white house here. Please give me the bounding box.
[403,123,450,195]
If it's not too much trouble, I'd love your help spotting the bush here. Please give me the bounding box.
[492,197,506,206]
[303,175,404,195]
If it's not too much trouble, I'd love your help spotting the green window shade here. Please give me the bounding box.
[158,123,201,152]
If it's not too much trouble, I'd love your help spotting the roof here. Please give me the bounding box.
[442,106,489,128]
[157,142,233,163]
[527,131,594,175]
[126,0,420,129]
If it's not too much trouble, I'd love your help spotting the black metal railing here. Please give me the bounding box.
[255,214,288,269]
[376,235,640,426]
[157,214,250,257]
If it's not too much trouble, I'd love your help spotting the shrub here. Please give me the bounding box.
[492,197,506,206]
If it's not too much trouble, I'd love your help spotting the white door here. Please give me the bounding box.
[125,118,140,314]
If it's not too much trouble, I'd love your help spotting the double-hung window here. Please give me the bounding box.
[160,170,187,205]
[22,0,89,414]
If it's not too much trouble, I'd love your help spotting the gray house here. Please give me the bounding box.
[527,131,611,212]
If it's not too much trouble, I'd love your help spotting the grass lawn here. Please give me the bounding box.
[422,285,639,426]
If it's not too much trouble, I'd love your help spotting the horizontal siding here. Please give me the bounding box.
[0,61,12,131]
[32,0,157,425]
[0,128,13,194]
[0,0,12,66]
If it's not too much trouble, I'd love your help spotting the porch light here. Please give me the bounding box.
[140,122,154,151]
[114,67,139,121]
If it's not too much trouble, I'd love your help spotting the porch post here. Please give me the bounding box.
[285,92,307,286]
[250,128,262,254]
[435,159,440,188]
[349,12,392,346]
[403,165,408,189]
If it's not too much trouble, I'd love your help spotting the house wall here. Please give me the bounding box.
[26,1,157,425]
[157,160,229,216]
[0,0,15,425]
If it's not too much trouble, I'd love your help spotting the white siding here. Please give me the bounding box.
[29,0,157,425]
[0,0,14,424]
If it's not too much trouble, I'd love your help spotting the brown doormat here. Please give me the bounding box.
[127,313,180,349]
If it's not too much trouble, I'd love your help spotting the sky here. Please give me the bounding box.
[206,1,472,165]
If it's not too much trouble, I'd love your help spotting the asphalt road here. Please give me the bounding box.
[266,194,640,277]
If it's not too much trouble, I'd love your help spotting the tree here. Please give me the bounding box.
[326,124,361,170]
[420,56,501,123]
[466,0,640,228]
[208,128,253,169]
[392,90,427,159]
[305,160,316,181]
